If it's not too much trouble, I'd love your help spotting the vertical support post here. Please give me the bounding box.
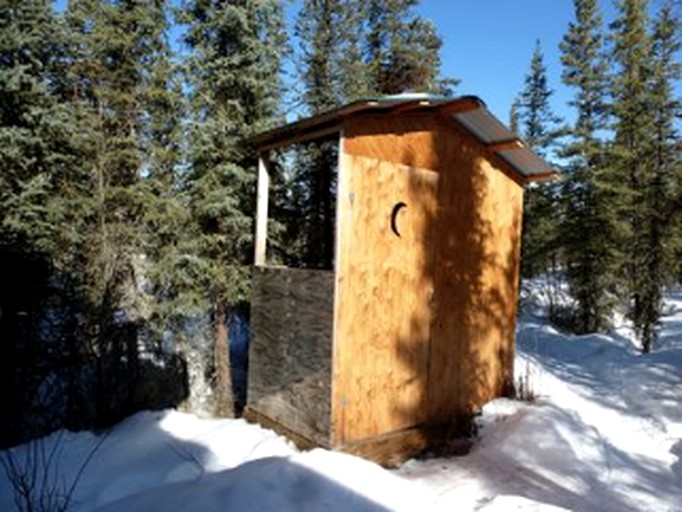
[330,132,349,446]
[333,133,349,273]
[255,152,270,266]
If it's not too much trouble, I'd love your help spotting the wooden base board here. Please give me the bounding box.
[244,406,472,468]
[337,424,472,468]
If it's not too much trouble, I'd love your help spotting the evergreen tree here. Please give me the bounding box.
[0,1,89,262]
[650,1,681,275]
[509,98,521,135]
[293,0,455,109]
[517,42,561,155]
[64,0,187,422]
[181,0,285,416]
[296,0,361,111]
[365,0,455,95]
[0,0,95,441]
[134,2,187,332]
[291,0,356,268]
[67,0,144,320]
[619,0,681,351]
[516,41,561,296]
[610,0,672,351]
[559,0,620,333]
[653,2,681,303]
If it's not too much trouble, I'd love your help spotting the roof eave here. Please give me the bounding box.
[251,95,559,181]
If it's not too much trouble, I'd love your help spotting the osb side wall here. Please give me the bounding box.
[248,266,334,446]
[333,112,522,445]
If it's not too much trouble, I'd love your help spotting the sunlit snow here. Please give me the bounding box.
[1,288,681,511]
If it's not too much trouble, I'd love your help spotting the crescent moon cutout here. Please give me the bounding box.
[391,202,407,237]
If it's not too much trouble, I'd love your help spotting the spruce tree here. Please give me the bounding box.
[0,0,95,441]
[517,42,561,154]
[134,2,187,332]
[365,0,455,95]
[0,1,89,262]
[516,41,561,296]
[67,0,144,321]
[181,0,285,416]
[610,0,670,351]
[64,0,188,423]
[294,0,455,108]
[291,0,355,267]
[559,0,620,333]
[650,1,681,273]
[622,0,681,351]
[509,98,521,135]
[296,0,360,111]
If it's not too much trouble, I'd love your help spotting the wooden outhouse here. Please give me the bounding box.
[245,95,556,464]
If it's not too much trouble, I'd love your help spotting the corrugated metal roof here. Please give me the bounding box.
[497,148,556,178]
[449,106,510,145]
[251,94,557,181]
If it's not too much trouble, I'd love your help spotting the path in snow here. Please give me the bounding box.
[397,290,682,511]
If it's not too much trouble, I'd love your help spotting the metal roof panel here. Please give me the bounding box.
[451,108,511,145]
[498,148,556,178]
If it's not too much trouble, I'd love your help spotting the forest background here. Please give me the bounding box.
[0,0,680,448]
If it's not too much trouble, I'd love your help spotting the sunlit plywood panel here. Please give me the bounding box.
[332,154,438,445]
[343,113,442,171]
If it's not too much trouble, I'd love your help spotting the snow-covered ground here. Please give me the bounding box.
[1,289,681,511]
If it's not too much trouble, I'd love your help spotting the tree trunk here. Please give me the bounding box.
[214,300,234,417]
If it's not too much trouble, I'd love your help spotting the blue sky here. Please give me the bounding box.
[417,0,677,123]
[419,0,581,121]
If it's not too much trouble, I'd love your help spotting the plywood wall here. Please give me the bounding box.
[332,152,438,445]
[248,266,334,446]
[333,111,523,445]
[427,125,522,423]
[343,112,441,171]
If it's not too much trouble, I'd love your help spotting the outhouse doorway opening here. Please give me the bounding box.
[248,134,340,447]
[260,137,339,271]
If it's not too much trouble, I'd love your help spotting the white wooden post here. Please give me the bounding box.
[254,153,270,266]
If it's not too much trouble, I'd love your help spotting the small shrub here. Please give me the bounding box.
[514,359,538,403]
[1,430,108,512]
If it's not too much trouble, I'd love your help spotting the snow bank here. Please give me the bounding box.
[1,289,680,511]
[96,448,430,512]
[0,410,429,512]
[398,288,682,511]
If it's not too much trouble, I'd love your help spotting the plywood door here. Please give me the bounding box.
[333,154,438,445]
